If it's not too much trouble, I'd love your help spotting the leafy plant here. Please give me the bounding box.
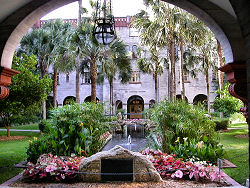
[24,154,84,182]
[213,118,229,131]
[148,100,218,153]
[0,54,52,137]
[141,149,223,182]
[212,83,243,117]
[26,102,110,162]
[168,137,225,162]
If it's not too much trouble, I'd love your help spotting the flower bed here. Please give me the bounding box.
[24,154,85,182]
[24,149,223,183]
[141,148,223,182]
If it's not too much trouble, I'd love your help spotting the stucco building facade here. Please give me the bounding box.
[44,17,217,116]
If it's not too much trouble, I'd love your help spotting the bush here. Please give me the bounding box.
[168,137,225,162]
[213,118,229,131]
[26,135,54,163]
[212,84,243,118]
[38,120,51,133]
[229,112,246,123]
[27,103,111,162]
[148,100,223,162]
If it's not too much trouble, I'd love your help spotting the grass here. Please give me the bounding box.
[228,122,248,128]
[0,123,39,130]
[0,131,40,137]
[219,128,249,185]
[0,131,40,184]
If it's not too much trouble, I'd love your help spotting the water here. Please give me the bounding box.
[102,124,148,152]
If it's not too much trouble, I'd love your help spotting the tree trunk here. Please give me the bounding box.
[109,79,113,114]
[76,68,80,103]
[169,36,176,101]
[41,69,47,120]
[78,0,82,25]
[205,66,210,113]
[53,68,58,108]
[217,39,224,94]
[180,38,185,101]
[90,58,97,102]
[154,69,158,103]
[7,125,10,137]
[75,0,82,104]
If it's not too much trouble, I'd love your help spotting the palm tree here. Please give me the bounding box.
[132,10,167,103]
[100,39,132,114]
[184,30,217,112]
[217,39,224,95]
[137,46,166,103]
[42,19,73,108]
[70,19,104,103]
[175,12,207,101]
[133,1,183,101]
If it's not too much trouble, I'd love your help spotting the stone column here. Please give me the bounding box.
[219,62,248,121]
[0,67,19,100]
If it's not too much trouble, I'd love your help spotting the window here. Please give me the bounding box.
[125,45,130,52]
[212,71,217,81]
[184,71,188,82]
[66,73,69,83]
[132,45,137,58]
[130,71,140,83]
[129,27,139,37]
[82,72,91,84]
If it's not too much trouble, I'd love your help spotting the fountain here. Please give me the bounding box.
[128,135,132,144]
[102,120,148,152]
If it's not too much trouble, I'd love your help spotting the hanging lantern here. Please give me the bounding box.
[93,0,116,45]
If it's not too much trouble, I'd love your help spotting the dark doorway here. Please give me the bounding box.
[63,96,76,105]
[101,158,133,181]
[84,96,100,102]
[127,95,144,119]
[193,94,207,105]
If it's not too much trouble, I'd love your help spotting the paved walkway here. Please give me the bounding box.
[227,127,248,130]
[0,129,40,132]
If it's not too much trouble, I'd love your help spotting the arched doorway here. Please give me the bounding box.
[63,96,76,105]
[127,95,144,119]
[149,99,156,108]
[84,96,99,102]
[176,95,188,103]
[193,94,207,105]
[115,100,123,111]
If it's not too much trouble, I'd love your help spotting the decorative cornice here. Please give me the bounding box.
[0,66,19,100]
[0,66,19,86]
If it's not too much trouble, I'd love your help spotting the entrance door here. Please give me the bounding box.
[127,95,144,119]
[129,104,143,119]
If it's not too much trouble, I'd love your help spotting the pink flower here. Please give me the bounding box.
[175,170,183,178]
[39,172,47,178]
[209,172,217,181]
[45,165,56,172]
[199,171,206,177]
[61,174,65,179]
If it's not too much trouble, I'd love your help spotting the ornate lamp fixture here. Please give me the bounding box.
[93,0,116,45]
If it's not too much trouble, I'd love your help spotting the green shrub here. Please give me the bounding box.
[27,103,110,162]
[148,100,221,156]
[212,84,243,118]
[26,135,54,163]
[168,137,225,162]
[38,120,51,133]
[213,118,229,131]
[229,112,246,123]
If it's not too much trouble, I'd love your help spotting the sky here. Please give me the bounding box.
[41,0,147,20]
